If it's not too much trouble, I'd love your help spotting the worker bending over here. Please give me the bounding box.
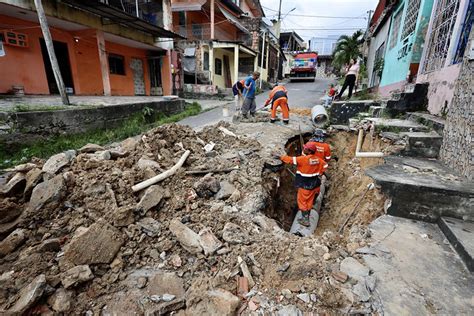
[264,84,289,124]
[279,143,328,227]
[306,129,331,162]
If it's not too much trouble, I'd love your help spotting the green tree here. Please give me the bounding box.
[332,30,365,69]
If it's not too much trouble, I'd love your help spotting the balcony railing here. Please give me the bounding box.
[101,0,165,28]
[176,24,252,45]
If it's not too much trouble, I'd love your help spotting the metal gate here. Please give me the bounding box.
[130,58,145,95]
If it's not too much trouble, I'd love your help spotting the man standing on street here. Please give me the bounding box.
[278,143,328,227]
[242,71,260,118]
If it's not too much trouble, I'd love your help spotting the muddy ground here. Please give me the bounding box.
[0,116,403,315]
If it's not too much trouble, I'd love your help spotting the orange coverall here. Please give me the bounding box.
[265,86,289,123]
[306,141,331,162]
[281,153,328,212]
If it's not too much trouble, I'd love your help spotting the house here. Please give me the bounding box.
[416,0,473,115]
[377,0,434,97]
[0,0,181,96]
[316,55,334,78]
[171,0,265,94]
[279,31,305,78]
[308,35,338,55]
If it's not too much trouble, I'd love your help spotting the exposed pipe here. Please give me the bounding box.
[355,129,384,158]
[311,105,328,126]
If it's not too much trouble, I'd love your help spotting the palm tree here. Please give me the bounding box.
[332,30,365,69]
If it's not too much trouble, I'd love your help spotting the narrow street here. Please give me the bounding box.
[179,78,334,130]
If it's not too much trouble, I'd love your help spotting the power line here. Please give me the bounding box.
[282,27,365,31]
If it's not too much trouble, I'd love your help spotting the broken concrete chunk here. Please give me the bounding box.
[64,221,124,265]
[79,143,104,153]
[47,288,72,312]
[13,163,38,173]
[365,275,377,292]
[137,157,161,171]
[215,181,236,200]
[169,219,202,254]
[2,172,26,195]
[121,137,139,152]
[0,199,22,224]
[296,293,311,303]
[42,150,76,175]
[24,168,43,197]
[238,256,255,288]
[352,282,370,302]
[332,271,348,283]
[137,217,161,237]
[147,272,185,298]
[38,238,61,253]
[187,289,240,316]
[276,305,303,316]
[93,150,111,161]
[136,185,163,212]
[193,174,220,198]
[113,206,135,227]
[222,222,251,245]
[7,274,46,314]
[0,228,27,257]
[161,294,176,302]
[28,175,65,213]
[109,149,128,159]
[61,265,94,289]
[340,257,370,281]
[198,228,222,255]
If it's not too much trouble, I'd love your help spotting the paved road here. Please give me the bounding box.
[179,78,334,130]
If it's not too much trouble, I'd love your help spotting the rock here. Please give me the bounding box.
[0,199,22,224]
[137,217,161,237]
[7,274,46,314]
[38,238,61,253]
[310,294,317,302]
[137,157,161,171]
[13,163,37,173]
[352,282,370,302]
[276,305,303,316]
[162,294,176,302]
[93,150,111,160]
[198,228,222,255]
[193,174,220,198]
[136,185,163,212]
[296,293,311,303]
[28,175,66,213]
[61,265,94,289]
[147,272,185,298]
[281,289,292,299]
[215,181,236,200]
[222,222,251,245]
[169,218,202,254]
[340,257,369,281]
[2,172,26,195]
[137,277,147,289]
[0,228,27,257]
[113,206,134,227]
[64,221,124,265]
[24,168,43,197]
[79,143,104,153]
[170,254,182,267]
[109,149,128,159]
[332,271,348,283]
[346,242,360,254]
[42,150,76,175]
[187,289,240,316]
[365,275,377,292]
[47,288,72,312]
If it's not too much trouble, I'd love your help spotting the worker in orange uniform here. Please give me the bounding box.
[306,129,331,162]
[279,143,328,227]
[264,84,289,124]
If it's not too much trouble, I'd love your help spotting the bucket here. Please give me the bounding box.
[311,105,328,126]
[222,106,230,117]
[12,85,25,96]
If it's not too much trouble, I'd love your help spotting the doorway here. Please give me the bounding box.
[39,39,74,94]
[130,58,146,95]
[148,58,163,95]
[223,55,232,88]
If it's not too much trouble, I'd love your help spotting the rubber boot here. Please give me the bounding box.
[298,211,310,227]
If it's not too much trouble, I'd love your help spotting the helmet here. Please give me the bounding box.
[312,129,325,142]
[303,143,317,153]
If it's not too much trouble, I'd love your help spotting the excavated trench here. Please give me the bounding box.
[263,131,390,234]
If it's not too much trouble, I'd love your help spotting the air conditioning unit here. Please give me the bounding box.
[1,31,29,48]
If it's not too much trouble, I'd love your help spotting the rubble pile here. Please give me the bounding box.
[1,122,386,314]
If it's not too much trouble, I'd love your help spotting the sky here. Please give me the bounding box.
[260,0,379,42]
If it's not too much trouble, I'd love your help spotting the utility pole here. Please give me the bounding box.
[34,0,69,105]
[277,0,282,38]
[366,10,374,33]
[276,0,282,80]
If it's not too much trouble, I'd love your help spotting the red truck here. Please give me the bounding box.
[289,52,318,82]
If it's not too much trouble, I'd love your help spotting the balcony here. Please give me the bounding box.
[176,24,252,46]
[104,0,164,28]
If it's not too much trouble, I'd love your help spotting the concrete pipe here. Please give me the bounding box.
[311,105,328,126]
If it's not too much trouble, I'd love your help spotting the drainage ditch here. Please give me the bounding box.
[263,131,391,234]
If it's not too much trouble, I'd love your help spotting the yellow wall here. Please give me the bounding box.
[213,48,235,88]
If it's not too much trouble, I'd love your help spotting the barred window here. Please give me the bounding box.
[421,0,460,73]
[389,10,403,49]
[401,0,421,39]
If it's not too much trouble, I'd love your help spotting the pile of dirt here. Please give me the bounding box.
[0,121,401,315]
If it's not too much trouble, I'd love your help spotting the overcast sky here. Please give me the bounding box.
[260,0,379,42]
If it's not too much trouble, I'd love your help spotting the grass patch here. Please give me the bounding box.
[0,102,201,169]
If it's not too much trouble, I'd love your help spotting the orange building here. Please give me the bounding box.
[0,0,181,96]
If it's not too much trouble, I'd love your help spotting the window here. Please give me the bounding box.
[389,10,403,49]
[108,54,125,75]
[401,0,421,39]
[422,0,461,72]
[215,58,222,75]
[192,23,203,40]
[203,52,209,71]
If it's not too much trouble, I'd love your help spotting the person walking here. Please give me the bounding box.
[264,83,289,124]
[335,59,359,100]
[242,71,260,118]
[278,143,328,227]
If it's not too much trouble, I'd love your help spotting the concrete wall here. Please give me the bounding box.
[0,99,185,146]
[213,48,236,88]
[440,31,474,180]
[366,19,390,88]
